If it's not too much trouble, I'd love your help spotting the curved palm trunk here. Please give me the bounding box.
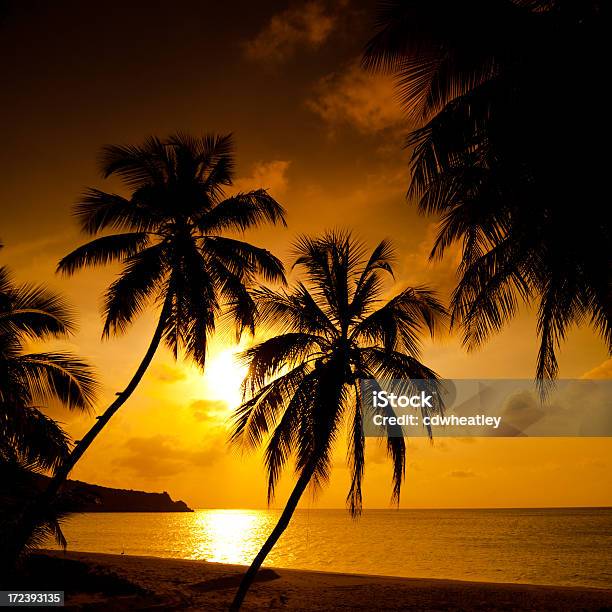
[230,461,316,611]
[4,299,168,567]
[42,297,172,503]
[2,298,172,572]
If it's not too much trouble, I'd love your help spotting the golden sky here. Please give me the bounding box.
[0,1,610,509]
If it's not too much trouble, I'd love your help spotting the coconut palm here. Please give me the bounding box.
[0,259,97,571]
[229,231,446,609]
[41,132,287,503]
[0,263,97,470]
[363,1,611,387]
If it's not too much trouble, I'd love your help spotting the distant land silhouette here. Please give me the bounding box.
[34,475,193,513]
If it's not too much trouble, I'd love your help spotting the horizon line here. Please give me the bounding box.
[188,505,612,511]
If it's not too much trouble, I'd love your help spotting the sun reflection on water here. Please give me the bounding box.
[188,509,273,564]
[50,509,611,588]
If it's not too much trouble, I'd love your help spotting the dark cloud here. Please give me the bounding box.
[307,62,404,133]
[114,434,226,479]
[245,1,342,63]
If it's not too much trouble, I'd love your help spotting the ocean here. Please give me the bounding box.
[51,507,612,589]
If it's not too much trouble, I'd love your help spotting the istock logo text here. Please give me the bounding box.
[371,390,434,409]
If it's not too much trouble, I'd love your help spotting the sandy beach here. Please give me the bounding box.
[19,550,611,611]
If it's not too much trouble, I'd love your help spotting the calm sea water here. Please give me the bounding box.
[51,508,612,588]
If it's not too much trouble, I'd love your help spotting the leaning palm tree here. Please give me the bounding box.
[0,262,97,471]
[40,132,287,503]
[0,260,97,572]
[229,231,446,609]
[363,1,611,388]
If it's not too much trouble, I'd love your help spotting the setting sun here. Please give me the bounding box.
[201,347,248,410]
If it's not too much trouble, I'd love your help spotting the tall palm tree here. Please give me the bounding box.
[229,231,446,609]
[42,132,287,503]
[0,257,98,570]
[363,1,611,388]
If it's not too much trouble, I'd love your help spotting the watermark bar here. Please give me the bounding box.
[360,379,612,437]
[0,592,64,607]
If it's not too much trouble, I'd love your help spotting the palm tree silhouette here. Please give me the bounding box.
[0,255,97,569]
[43,132,287,502]
[363,1,610,388]
[229,231,446,609]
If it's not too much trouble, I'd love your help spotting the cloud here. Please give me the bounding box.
[233,160,291,199]
[582,358,612,380]
[448,470,477,479]
[245,1,340,63]
[114,434,225,479]
[500,391,546,432]
[307,62,405,134]
[399,222,462,303]
[189,399,228,423]
[152,363,187,383]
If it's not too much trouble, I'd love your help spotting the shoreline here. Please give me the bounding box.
[32,550,612,610]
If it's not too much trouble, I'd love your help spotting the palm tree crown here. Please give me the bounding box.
[232,231,446,514]
[58,132,287,367]
[363,1,610,386]
[229,231,447,609]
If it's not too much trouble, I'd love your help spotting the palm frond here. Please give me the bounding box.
[0,278,76,340]
[98,136,169,187]
[184,133,235,194]
[199,190,287,234]
[239,333,325,394]
[0,403,71,471]
[262,370,317,503]
[57,233,150,275]
[346,383,365,517]
[211,261,256,342]
[292,231,365,322]
[102,243,168,337]
[252,285,336,337]
[13,353,98,412]
[535,269,586,389]
[0,457,72,567]
[353,286,447,354]
[362,0,521,118]
[451,238,532,349]
[386,433,406,505]
[294,364,348,496]
[359,347,440,383]
[164,243,218,368]
[231,364,312,452]
[203,236,286,284]
[74,189,155,235]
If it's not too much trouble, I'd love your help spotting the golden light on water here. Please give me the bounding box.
[189,510,271,564]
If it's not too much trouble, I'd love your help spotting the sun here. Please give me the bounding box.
[201,347,248,410]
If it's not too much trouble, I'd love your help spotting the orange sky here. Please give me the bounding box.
[0,1,610,509]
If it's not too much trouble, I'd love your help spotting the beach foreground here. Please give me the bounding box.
[22,550,612,610]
